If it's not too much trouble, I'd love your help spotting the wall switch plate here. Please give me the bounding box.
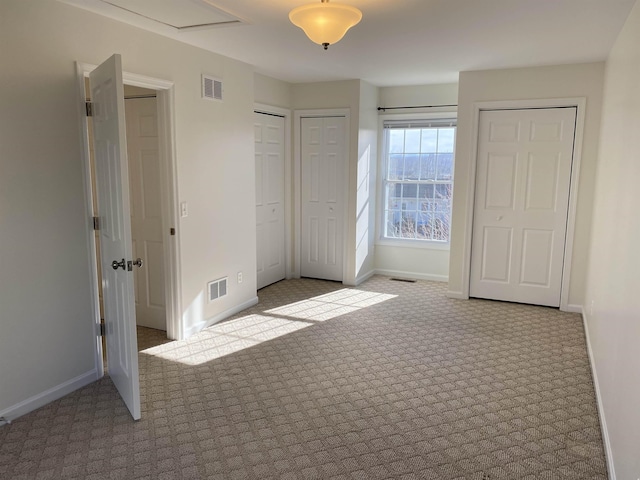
[237,272,243,284]
[180,202,188,217]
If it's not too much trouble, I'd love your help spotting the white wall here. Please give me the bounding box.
[254,73,292,110]
[375,83,458,282]
[449,63,605,307]
[0,0,257,416]
[584,1,640,477]
[355,81,378,282]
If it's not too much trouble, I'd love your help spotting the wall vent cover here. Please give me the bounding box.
[202,75,223,101]
[208,277,228,302]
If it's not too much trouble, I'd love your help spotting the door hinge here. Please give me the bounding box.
[85,101,93,117]
[98,322,105,337]
[170,227,176,236]
[92,216,100,231]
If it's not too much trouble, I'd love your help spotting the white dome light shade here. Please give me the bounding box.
[289,1,362,49]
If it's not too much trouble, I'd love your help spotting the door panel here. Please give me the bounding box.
[90,54,141,420]
[301,116,345,281]
[255,113,286,290]
[126,97,166,330]
[470,108,576,307]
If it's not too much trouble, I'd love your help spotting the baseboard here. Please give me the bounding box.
[183,296,259,339]
[0,369,99,423]
[355,270,376,286]
[375,269,448,283]
[564,303,583,313]
[446,290,467,299]
[581,307,616,480]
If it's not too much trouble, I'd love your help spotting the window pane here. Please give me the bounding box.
[419,184,434,200]
[417,212,433,240]
[435,183,451,200]
[388,154,403,180]
[383,122,455,243]
[386,210,402,237]
[404,129,421,153]
[436,153,453,180]
[388,130,404,154]
[404,154,420,180]
[432,214,450,241]
[438,128,455,153]
[402,183,417,199]
[401,211,417,238]
[421,200,436,212]
[421,129,437,153]
[420,154,436,180]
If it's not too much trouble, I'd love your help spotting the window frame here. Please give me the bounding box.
[376,112,457,249]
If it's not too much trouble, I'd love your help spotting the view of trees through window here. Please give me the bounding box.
[383,123,456,242]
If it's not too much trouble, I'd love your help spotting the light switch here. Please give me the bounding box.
[180,202,188,217]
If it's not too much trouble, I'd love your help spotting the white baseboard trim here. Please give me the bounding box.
[0,369,99,423]
[375,269,448,283]
[183,296,259,339]
[355,270,376,286]
[581,307,616,480]
[446,290,467,299]
[564,303,583,313]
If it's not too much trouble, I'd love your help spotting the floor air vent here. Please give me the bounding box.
[202,75,223,101]
[208,277,227,302]
[390,277,417,283]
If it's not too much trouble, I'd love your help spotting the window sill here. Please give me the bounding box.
[375,238,450,251]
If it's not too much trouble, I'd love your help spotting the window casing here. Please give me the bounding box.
[381,118,456,243]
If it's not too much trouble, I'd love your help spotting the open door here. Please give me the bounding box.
[90,54,141,420]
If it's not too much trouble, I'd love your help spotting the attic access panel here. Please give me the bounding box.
[100,0,245,30]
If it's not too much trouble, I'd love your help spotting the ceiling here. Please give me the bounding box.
[60,0,636,86]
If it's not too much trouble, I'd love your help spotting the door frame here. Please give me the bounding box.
[294,109,351,283]
[76,62,182,378]
[460,97,586,312]
[254,103,293,281]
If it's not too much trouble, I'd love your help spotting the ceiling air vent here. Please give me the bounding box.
[202,75,223,101]
[208,277,227,302]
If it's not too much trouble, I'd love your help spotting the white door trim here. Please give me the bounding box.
[294,108,351,283]
[76,61,183,379]
[459,98,586,312]
[254,103,293,281]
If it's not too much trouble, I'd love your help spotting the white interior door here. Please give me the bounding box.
[90,54,141,420]
[470,107,576,307]
[126,96,166,330]
[255,112,286,290]
[300,116,346,281]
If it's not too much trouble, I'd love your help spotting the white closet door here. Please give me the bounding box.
[300,116,346,282]
[126,97,166,330]
[255,112,286,290]
[90,54,141,420]
[470,107,576,307]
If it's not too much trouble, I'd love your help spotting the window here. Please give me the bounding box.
[382,118,456,243]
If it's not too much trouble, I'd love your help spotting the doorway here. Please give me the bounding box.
[254,111,286,290]
[86,82,168,338]
[299,115,347,282]
[469,107,577,307]
[78,58,180,419]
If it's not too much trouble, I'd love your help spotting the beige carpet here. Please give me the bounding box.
[0,276,607,479]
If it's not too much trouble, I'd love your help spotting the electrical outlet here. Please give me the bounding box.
[180,201,188,217]
[590,300,595,315]
[237,272,243,284]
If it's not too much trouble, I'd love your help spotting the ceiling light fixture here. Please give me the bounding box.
[289,0,362,50]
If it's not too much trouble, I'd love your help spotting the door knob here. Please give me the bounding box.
[111,258,126,270]
[132,258,143,268]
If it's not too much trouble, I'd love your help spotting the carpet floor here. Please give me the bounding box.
[0,276,607,479]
